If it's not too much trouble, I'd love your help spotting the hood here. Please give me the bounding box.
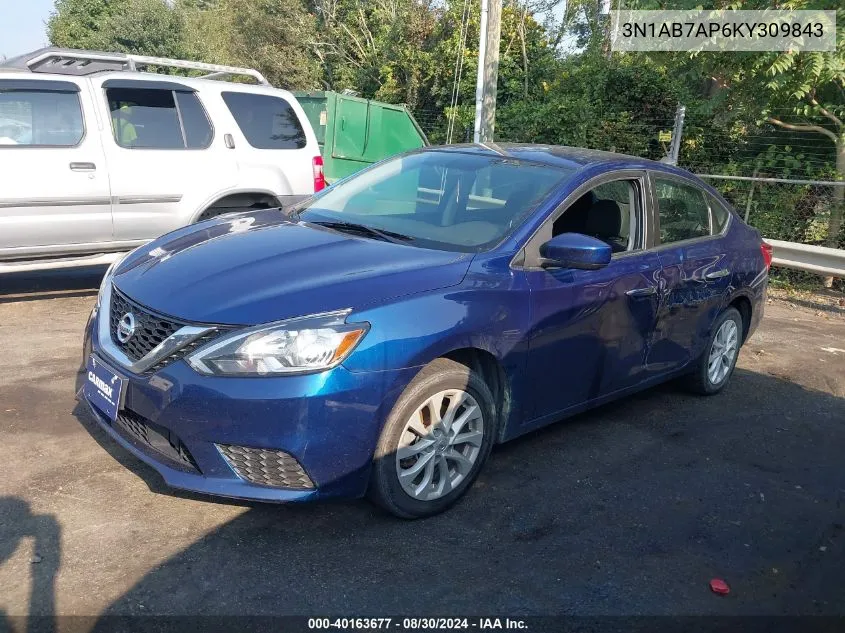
[112,210,472,325]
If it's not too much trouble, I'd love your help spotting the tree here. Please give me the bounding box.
[49,0,189,59]
[757,49,845,267]
[311,0,439,105]
[214,0,321,89]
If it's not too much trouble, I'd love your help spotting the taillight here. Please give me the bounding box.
[312,156,326,192]
[761,241,773,270]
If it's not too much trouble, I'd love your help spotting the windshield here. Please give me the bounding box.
[296,151,573,252]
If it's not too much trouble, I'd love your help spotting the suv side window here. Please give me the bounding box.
[222,92,306,149]
[0,86,84,147]
[106,87,213,149]
[175,92,214,149]
[653,177,711,244]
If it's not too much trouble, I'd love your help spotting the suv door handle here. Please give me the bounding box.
[705,269,730,280]
[70,162,96,172]
[626,286,657,298]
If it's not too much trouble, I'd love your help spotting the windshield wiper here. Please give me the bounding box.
[310,221,414,244]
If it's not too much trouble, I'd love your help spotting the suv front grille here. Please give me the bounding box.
[217,444,315,489]
[110,289,186,362]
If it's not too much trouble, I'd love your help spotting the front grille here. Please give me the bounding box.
[110,289,186,362]
[146,331,220,373]
[113,409,199,473]
[217,444,315,490]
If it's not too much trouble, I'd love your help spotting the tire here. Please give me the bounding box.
[685,307,743,395]
[368,358,497,519]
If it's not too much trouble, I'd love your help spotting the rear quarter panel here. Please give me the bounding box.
[204,82,321,199]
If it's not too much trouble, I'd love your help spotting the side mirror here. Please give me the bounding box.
[539,233,612,270]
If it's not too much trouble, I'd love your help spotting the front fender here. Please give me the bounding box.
[342,266,533,435]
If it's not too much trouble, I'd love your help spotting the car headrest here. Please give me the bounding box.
[585,199,622,238]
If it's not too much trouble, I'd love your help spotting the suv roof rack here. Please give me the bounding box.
[0,47,270,86]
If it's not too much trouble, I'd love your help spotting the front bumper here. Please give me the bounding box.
[82,310,419,502]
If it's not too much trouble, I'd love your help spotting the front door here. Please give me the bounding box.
[0,78,111,257]
[522,172,663,422]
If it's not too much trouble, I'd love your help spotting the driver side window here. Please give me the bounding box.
[552,179,640,253]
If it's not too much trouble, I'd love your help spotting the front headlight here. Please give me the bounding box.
[186,310,368,376]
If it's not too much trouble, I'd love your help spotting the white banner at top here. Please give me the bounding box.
[610,10,836,52]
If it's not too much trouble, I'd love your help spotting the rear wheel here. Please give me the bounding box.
[686,307,743,395]
[368,358,496,519]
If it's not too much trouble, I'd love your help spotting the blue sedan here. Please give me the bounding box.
[81,145,770,518]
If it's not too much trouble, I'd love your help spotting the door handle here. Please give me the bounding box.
[70,162,96,172]
[626,286,657,298]
[705,269,730,281]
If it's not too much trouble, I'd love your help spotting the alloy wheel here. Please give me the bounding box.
[707,319,739,386]
[395,389,484,501]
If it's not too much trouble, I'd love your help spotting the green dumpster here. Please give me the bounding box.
[293,91,428,184]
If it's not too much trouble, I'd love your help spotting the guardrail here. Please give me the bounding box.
[764,239,845,278]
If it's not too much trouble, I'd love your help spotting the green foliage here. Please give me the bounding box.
[49,0,191,59]
[48,0,119,50]
[214,0,321,89]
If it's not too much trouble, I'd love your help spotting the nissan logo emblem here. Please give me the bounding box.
[117,312,136,344]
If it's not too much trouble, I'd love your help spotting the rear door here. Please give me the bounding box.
[647,173,733,373]
[96,78,236,242]
[0,77,111,256]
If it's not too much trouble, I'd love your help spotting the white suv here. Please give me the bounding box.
[0,48,323,273]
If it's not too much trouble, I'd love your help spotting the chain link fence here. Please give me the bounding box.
[699,175,845,248]
[409,105,844,285]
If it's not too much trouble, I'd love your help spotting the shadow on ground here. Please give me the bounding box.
[0,499,60,633]
[0,266,107,303]
[71,369,845,618]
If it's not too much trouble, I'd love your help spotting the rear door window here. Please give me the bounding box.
[0,85,84,147]
[222,92,306,149]
[175,92,213,149]
[653,177,712,244]
[106,87,213,149]
[707,193,732,233]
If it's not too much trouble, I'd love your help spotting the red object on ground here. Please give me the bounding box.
[710,578,730,595]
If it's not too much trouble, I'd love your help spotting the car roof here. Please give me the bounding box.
[425,143,693,177]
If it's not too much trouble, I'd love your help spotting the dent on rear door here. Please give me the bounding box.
[652,239,732,370]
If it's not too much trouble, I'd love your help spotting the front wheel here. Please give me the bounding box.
[686,307,743,395]
[368,358,496,519]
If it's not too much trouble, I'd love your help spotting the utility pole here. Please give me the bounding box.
[473,0,502,143]
[667,103,686,166]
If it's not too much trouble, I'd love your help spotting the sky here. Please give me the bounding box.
[1,0,54,59]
